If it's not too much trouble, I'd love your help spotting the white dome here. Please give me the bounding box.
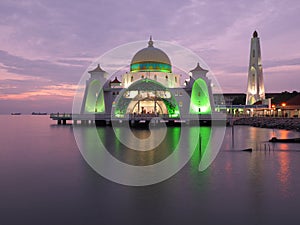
[131,38,171,65]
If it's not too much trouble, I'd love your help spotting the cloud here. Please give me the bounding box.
[0,97,73,114]
[0,50,84,83]
[56,59,91,67]
[0,0,300,113]
[0,83,77,100]
[264,58,300,68]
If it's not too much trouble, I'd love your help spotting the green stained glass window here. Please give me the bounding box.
[130,62,171,73]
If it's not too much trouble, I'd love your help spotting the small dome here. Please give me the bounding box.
[130,37,172,73]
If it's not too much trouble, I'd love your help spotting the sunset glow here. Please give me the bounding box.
[0,0,299,113]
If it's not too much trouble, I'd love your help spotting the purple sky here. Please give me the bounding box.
[0,0,300,114]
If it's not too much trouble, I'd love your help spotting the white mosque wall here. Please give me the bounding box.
[122,71,181,88]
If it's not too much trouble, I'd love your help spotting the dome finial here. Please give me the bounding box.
[148,35,154,47]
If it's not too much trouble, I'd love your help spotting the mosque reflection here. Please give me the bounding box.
[77,124,298,196]
[97,127,211,168]
[77,124,214,171]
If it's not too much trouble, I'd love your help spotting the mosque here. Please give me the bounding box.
[51,32,299,125]
[80,37,215,125]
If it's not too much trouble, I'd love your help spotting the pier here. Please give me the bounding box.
[50,113,226,126]
[50,113,102,125]
[50,113,73,125]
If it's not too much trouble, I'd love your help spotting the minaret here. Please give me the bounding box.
[81,64,107,114]
[246,30,265,105]
[189,63,214,114]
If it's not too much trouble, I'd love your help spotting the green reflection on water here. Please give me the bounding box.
[94,127,182,166]
[82,126,211,170]
[189,127,211,172]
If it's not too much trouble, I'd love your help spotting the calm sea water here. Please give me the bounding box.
[1,115,300,225]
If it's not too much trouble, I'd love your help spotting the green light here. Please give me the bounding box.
[84,80,105,113]
[115,113,124,118]
[114,79,180,118]
[189,127,211,172]
[162,98,180,118]
[130,61,172,73]
[114,97,131,117]
[169,109,180,118]
[189,78,212,114]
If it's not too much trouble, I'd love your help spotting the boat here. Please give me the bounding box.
[269,137,300,143]
[11,112,21,115]
[32,112,47,115]
[242,148,252,152]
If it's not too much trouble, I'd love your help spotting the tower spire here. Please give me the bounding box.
[246,31,265,105]
[253,30,258,38]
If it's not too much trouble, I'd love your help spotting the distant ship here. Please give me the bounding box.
[11,112,21,115]
[32,112,47,115]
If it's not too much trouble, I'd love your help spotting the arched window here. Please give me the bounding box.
[253,50,255,57]
[175,76,177,83]
[131,76,133,82]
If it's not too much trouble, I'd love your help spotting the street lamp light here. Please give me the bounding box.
[281,103,287,117]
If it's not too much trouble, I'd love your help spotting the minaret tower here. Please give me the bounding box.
[246,30,265,105]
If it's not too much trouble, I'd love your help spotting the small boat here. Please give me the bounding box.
[11,112,21,115]
[269,137,300,143]
[32,112,47,115]
[242,148,252,152]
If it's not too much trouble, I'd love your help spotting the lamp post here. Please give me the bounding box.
[271,104,275,117]
[281,102,287,117]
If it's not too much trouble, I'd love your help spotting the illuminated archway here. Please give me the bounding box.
[189,78,212,114]
[113,78,180,118]
[127,96,168,115]
[84,80,105,113]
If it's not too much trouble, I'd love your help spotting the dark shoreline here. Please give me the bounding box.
[233,117,300,131]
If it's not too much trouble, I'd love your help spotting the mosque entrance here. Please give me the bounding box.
[113,79,180,118]
[127,95,168,116]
